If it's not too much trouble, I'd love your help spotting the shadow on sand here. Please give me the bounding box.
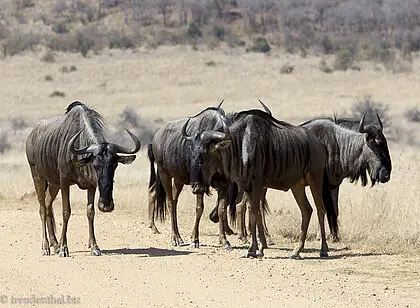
[102,247,194,257]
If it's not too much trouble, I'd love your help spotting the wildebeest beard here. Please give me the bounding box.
[190,162,211,195]
[348,162,381,187]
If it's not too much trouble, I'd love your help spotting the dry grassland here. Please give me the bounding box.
[0,47,419,307]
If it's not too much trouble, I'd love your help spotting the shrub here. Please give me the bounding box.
[280,63,294,74]
[333,47,355,71]
[50,91,65,97]
[187,22,202,38]
[213,25,225,40]
[69,65,77,72]
[117,107,158,144]
[108,30,135,49]
[10,117,27,132]
[320,35,334,54]
[45,75,53,81]
[319,58,333,73]
[405,107,420,122]
[247,37,270,53]
[0,131,10,154]
[351,95,391,128]
[205,60,216,66]
[41,51,56,63]
[0,30,40,57]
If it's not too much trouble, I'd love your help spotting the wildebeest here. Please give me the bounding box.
[26,101,141,257]
[216,111,392,244]
[150,102,234,248]
[182,107,338,258]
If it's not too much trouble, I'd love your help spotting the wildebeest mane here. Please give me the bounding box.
[232,109,295,129]
[65,101,107,138]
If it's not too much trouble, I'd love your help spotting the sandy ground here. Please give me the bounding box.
[0,196,419,308]
[1,47,420,307]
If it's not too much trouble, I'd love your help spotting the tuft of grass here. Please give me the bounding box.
[0,131,10,154]
[247,37,270,53]
[351,95,391,129]
[205,60,216,67]
[280,63,294,74]
[44,74,53,81]
[41,51,56,63]
[319,58,333,73]
[49,91,65,97]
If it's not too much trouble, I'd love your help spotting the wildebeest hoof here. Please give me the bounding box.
[267,238,275,246]
[41,249,50,256]
[256,250,264,258]
[91,248,102,256]
[59,248,69,257]
[172,238,184,247]
[151,228,161,235]
[247,251,257,258]
[331,235,340,243]
[290,252,302,260]
[223,242,232,251]
[320,251,329,258]
[190,240,199,249]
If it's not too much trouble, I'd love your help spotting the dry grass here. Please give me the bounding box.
[0,47,419,254]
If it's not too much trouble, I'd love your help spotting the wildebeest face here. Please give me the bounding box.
[181,118,231,194]
[188,132,231,194]
[360,114,392,185]
[76,145,136,212]
[70,128,141,212]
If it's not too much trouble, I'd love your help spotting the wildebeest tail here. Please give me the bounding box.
[147,144,156,189]
[322,169,338,237]
[155,169,167,222]
[227,182,238,226]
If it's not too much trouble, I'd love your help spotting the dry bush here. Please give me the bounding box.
[280,63,294,74]
[41,51,56,63]
[0,131,10,154]
[351,95,391,129]
[50,90,65,97]
[108,29,135,49]
[117,107,158,144]
[0,30,40,58]
[10,117,27,132]
[44,74,54,81]
[333,46,356,71]
[405,107,420,123]
[319,58,333,73]
[247,37,270,53]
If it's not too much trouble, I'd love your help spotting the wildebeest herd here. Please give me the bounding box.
[25,100,392,258]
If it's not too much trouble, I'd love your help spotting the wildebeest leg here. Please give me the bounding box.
[87,187,101,256]
[148,183,160,234]
[236,194,248,244]
[30,166,49,256]
[58,185,71,257]
[290,183,313,259]
[309,179,329,258]
[190,193,204,248]
[330,186,340,242]
[247,186,266,258]
[217,188,231,250]
[260,189,275,246]
[45,185,60,254]
[172,180,184,245]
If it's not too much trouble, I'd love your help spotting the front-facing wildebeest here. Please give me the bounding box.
[26,101,141,257]
[182,108,338,258]
[151,102,233,248]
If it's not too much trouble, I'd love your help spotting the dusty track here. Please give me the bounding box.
[1,198,419,308]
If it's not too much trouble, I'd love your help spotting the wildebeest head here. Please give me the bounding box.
[182,115,231,195]
[69,129,141,212]
[358,113,392,185]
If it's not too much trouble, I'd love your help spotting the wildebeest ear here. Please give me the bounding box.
[210,140,231,152]
[72,155,93,167]
[117,155,136,164]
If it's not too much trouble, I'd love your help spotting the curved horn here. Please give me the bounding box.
[258,99,272,116]
[376,113,383,129]
[181,118,194,141]
[112,129,142,154]
[69,129,96,155]
[358,113,367,133]
[221,115,231,138]
[217,99,224,109]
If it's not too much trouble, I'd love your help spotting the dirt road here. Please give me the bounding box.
[0,198,419,308]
